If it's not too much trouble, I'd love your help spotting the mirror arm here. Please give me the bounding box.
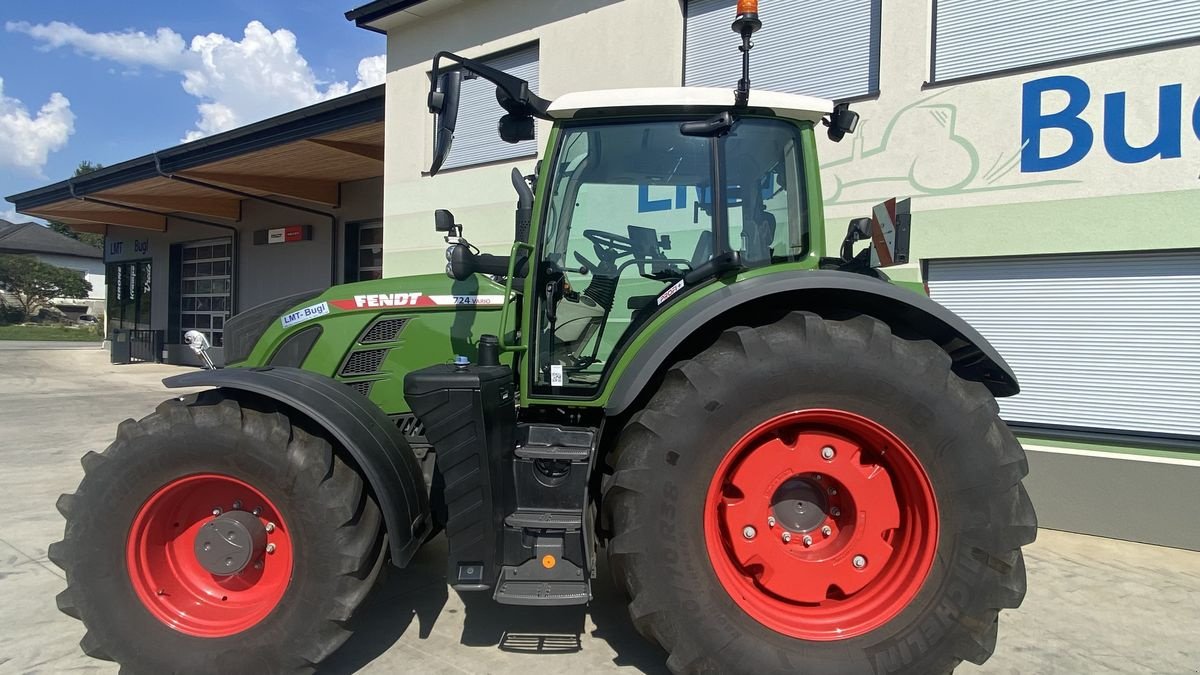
[430,51,553,119]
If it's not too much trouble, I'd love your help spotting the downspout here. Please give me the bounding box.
[153,153,340,287]
[71,175,242,314]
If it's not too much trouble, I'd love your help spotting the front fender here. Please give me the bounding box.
[604,270,1019,415]
[163,366,430,567]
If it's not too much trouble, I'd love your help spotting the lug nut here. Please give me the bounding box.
[782,532,792,543]
[852,555,867,569]
[813,474,822,481]
[766,516,776,528]
[211,508,222,516]
[232,500,242,510]
[821,525,832,537]
[802,535,813,547]
[742,526,756,540]
[252,507,262,516]
[831,507,841,517]
[266,543,276,554]
[254,560,263,570]
[821,446,836,461]
[828,488,838,496]
[265,522,276,533]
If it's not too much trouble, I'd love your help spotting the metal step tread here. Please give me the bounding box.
[514,445,590,460]
[505,510,583,529]
[493,579,590,606]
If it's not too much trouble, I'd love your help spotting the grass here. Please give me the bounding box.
[0,324,103,341]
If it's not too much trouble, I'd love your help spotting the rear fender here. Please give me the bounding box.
[604,270,1019,415]
[163,366,430,567]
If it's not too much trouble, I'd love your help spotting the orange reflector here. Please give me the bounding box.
[541,555,557,569]
[737,0,759,14]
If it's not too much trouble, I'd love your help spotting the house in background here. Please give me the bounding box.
[0,219,105,317]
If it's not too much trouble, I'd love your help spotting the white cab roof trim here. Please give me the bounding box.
[547,87,833,122]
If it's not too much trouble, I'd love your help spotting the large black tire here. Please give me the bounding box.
[49,392,386,674]
[604,312,1036,674]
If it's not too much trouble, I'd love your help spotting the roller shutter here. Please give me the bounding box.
[927,251,1200,440]
[933,0,1200,82]
[685,0,880,100]
[443,44,539,170]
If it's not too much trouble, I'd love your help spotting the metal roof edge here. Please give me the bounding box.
[345,0,429,30]
[7,84,386,212]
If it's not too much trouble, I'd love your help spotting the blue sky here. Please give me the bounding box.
[1,0,384,221]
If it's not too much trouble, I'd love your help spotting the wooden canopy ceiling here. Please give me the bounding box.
[27,121,384,232]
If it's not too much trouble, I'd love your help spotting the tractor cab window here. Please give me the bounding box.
[532,118,807,395]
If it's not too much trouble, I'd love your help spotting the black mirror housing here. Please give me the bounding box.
[827,102,859,143]
[429,70,462,175]
[434,209,457,233]
[498,113,535,144]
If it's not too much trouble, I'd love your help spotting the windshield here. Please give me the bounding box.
[533,117,809,395]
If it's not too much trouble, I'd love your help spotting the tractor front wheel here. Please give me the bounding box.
[605,312,1036,674]
[49,392,386,673]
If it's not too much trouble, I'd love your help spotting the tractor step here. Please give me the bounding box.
[505,510,582,529]
[493,532,590,606]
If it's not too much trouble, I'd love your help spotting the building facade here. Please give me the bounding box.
[350,0,1200,549]
[0,220,105,316]
[8,87,386,365]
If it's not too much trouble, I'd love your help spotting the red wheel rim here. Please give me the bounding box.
[704,409,938,641]
[126,474,293,637]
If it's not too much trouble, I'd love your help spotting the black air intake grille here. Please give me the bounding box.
[340,348,388,376]
[346,380,374,397]
[361,318,409,344]
[394,413,426,438]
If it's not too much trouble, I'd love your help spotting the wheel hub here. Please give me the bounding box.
[194,510,267,575]
[704,409,939,641]
[770,477,828,533]
[126,474,292,637]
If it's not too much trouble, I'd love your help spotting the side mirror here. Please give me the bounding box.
[498,113,535,143]
[428,69,462,175]
[434,209,459,234]
[826,102,859,143]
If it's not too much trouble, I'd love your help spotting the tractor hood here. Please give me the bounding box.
[224,273,509,371]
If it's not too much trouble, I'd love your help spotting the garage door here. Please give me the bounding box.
[927,251,1200,440]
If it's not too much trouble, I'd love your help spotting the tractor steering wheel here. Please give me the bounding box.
[575,229,634,276]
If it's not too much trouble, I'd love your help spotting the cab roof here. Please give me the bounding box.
[546,87,833,123]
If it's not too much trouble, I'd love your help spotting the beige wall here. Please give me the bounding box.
[379,0,685,275]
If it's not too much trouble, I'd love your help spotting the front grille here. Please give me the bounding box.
[346,380,374,397]
[361,318,409,344]
[340,348,388,376]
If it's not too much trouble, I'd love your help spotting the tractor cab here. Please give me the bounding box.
[424,56,863,400]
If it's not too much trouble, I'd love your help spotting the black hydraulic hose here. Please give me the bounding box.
[153,153,340,287]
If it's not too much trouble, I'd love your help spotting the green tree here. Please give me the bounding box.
[46,161,105,249]
[0,254,92,321]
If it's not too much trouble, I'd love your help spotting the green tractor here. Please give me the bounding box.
[50,5,1035,673]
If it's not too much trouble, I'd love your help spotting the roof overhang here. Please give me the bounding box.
[6,86,385,233]
[345,0,458,33]
[547,87,834,123]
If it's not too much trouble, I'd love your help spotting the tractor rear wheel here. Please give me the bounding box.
[49,392,386,673]
[604,312,1036,674]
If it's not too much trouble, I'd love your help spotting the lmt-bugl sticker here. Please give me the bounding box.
[280,301,329,327]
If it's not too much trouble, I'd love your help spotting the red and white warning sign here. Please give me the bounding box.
[868,198,911,268]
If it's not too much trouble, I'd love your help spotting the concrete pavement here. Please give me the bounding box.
[0,340,103,350]
[1,347,1198,674]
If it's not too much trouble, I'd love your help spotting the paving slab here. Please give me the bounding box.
[1,347,1198,674]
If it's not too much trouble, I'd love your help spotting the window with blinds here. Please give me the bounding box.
[441,44,539,171]
[933,0,1200,82]
[684,0,880,100]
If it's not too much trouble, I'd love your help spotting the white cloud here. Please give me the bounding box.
[6,20,385,142]
[1,205,46,225]
[0,76,75,176]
